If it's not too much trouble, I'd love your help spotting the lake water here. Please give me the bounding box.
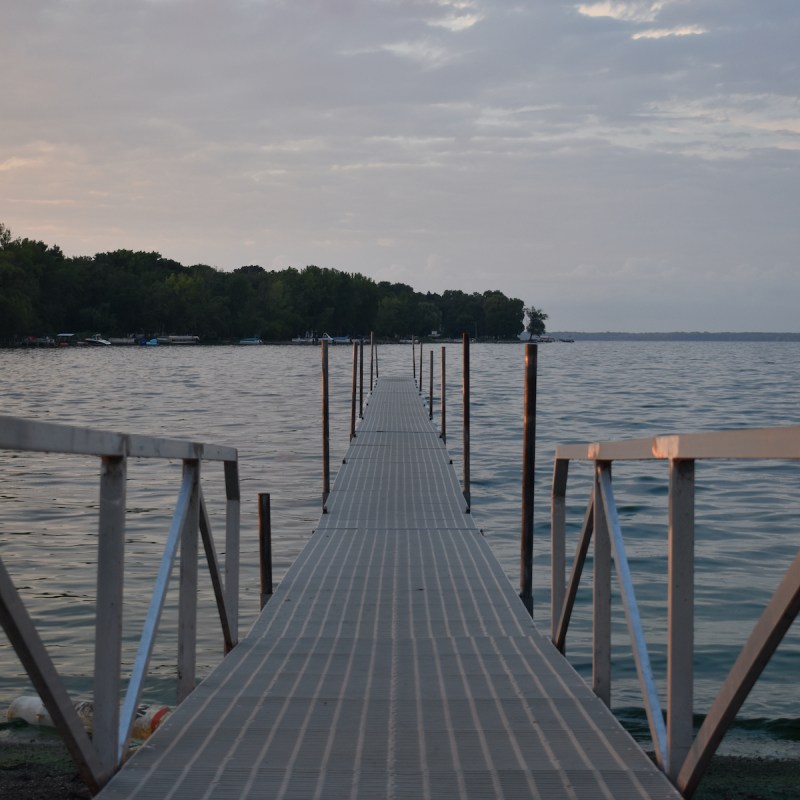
[1,341,799,758]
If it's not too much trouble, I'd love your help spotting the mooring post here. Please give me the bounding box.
[322,340,330,511]
[350,341,358,440]
[375,344,379,379]
[520,343,537,617]
[412,338,416,384]
[441,346,447,443]
[258,493,273,610]
[419,339,424,395]
[359,338,364,419]
[429,350,434,421]
[462,332,471,512]
[370,332,375,392]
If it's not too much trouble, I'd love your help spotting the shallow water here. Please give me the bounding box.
[1,341,799,756]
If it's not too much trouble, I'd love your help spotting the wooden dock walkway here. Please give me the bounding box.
[97,377,681,799]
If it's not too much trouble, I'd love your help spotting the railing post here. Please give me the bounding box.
[322,340,330,511]
[440,346,446,443]
[678,545,800,797]
[520,343,537,616]
[551,458,569,642]
[359,338,364,419]
[429,350,434,421]
[259,493,273,610]
[94,455,126,776]
[350,341,358,440]
[177,459,200,704]
[462,332,471,512]
[668,458,695,781]
[224,460,240,648]
[593,462,612,707]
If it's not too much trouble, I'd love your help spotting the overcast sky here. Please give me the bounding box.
[2,1,798,331]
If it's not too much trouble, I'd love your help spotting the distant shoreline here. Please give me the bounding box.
[549,331,800,342]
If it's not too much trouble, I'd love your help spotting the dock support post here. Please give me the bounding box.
[370,332,375,392]
[440,346,447,443]
[520,343,537,616]
[412,339,416,384]
[429,350,434,421]
[350,341,358,440]
[462,332,471,512]
[359,338,364,419]
[259,493,273,610]
[419,340,424,395]
[322,340,330,511]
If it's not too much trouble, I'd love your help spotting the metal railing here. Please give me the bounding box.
[550,425,800,797]
[0,415,240,793]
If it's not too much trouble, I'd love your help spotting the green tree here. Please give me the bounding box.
[482,291,525,339]
[524,306,548,338]
[0,222,12,249]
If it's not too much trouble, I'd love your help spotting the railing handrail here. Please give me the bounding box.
[0,414,240,792]
[556,423,800,462]
[551,422,800,798]
[0,413,237,461]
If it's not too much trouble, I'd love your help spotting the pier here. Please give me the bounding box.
[93,375,679,799]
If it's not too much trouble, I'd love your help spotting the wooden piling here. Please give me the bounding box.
[322,340,330,511]
[520,343,537,616]
[462,333,470,512]
[258,493,273,609]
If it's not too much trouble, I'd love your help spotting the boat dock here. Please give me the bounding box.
[94,375,679,799]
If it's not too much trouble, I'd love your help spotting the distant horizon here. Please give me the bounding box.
[545,330,800,340]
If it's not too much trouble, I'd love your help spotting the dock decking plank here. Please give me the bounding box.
[97,377,680,799]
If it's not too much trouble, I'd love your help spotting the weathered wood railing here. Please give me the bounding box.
[551,426,800,797]
[0,415,240,793]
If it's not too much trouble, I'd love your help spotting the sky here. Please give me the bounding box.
[2,0,799,332]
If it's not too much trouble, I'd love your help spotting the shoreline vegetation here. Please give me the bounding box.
[1,736,798,800]
[0,223,546,346]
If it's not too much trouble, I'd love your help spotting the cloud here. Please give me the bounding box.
[632,25,706,40]
[0,157,43,172]
[576,1,674,24]
[381,38,461,68]
[427,13,483,32]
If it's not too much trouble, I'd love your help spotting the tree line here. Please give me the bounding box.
[0,223,547,343]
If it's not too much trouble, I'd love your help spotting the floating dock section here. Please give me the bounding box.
[98,377,680,799]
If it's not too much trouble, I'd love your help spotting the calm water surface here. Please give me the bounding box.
[1,341,799,756]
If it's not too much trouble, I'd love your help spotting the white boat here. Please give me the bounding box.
[291,331,317,344]
[84,334,111,346]
[321,333,351,344]
[239,337,263,345]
